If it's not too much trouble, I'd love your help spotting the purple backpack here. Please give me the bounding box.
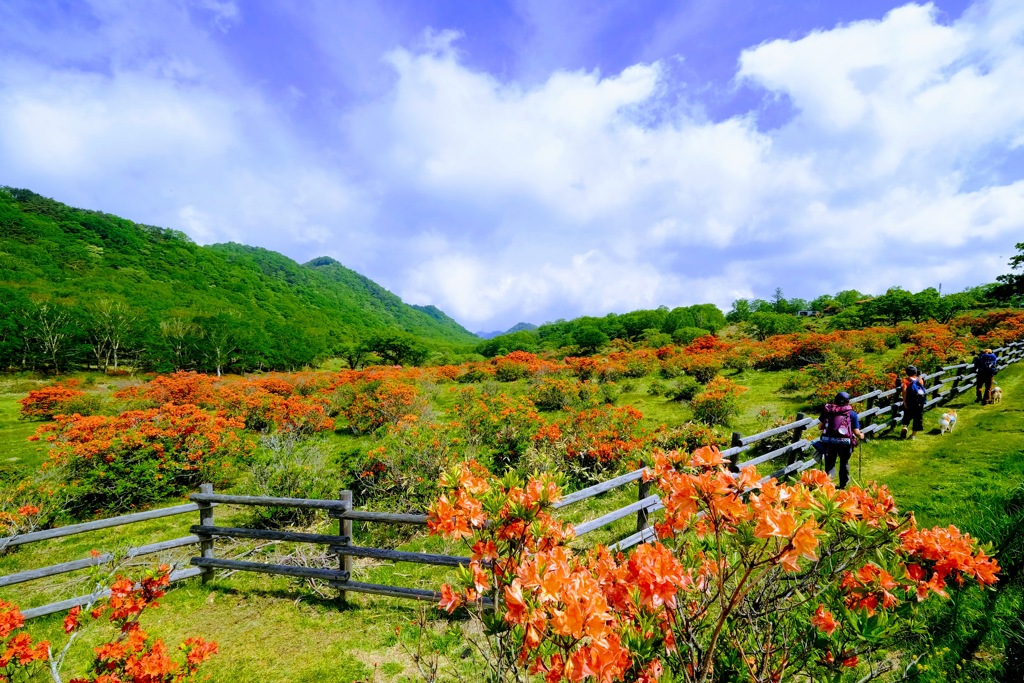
[822,403,857,446]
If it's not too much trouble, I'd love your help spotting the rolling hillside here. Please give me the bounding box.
[0,187,476,370]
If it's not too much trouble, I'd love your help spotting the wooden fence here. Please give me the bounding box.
[3,341,1022,616]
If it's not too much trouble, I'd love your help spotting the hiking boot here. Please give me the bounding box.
[900,427,908,439]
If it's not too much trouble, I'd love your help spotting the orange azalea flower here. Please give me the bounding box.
[811,604,838,635]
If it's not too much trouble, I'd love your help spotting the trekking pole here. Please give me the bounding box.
[858,442,863,483]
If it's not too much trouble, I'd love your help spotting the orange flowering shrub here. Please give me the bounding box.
[689,377,747,426]
[340,380,423,434]
[113,371,217,408]
[804,353,891,408]
[528,378,601,412]
[449,388,544,470]
[18,382,86,420]
[429,450,999,683]
[357,416,467,516]
[532,405,647,482]
[32,404,251,515]
[1,566,216,683]
[1,599,48,677]
[662,353,722,384]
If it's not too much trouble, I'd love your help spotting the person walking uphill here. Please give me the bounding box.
[900,365,926,440]
[973,348,999,405]
[816,391,864,489]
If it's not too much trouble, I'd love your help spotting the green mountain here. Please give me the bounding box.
[0,187,475,372]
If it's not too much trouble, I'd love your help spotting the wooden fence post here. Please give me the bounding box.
[338,490,353,603]
[728,432,742,473]
[197,484,214,585]
[787,412,807,466]
[635,479,651,534]
[950,365,964,399]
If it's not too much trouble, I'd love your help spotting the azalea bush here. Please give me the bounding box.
[428,450,1000,683]
[32,404,251,515]
[19,382,87,420]
[689,377,747,426]
[531,406,647,484]
[1,565,217,683]
[449,388,543,470]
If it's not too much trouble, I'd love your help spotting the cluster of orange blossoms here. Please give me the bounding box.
[2,567,217,683]
[428,448,1000,683]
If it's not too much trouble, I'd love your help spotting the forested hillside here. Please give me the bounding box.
[0,188,476,373]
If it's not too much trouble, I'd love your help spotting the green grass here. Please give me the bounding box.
[3,363,1023,681]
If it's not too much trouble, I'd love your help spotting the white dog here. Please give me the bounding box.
[938,410,958,435]
[991,386,1003,404]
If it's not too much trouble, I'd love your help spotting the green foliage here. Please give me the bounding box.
[746,311,803,340]
[571,325,608,354]
[0,188,476,374]
[246,434,338,527]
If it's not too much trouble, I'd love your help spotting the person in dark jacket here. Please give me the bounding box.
[900,365,926,440]
[973,348,999,405]
[816,391,864,489]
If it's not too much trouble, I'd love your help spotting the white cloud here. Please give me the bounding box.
[1,0,1023,330]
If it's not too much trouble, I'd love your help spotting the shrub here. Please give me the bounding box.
[668,353,723,384]
[647,380,668,396]
[527,377,599,412]
[18,383,86,420]
[32,405,252,516]
[356,416,467,519]
[598,382,622,404]
[340,380,423,434]
[449,388,543,471]
[530,405,647,483]
[247,434,338,527]
[650,421,725,452]
[113,371,216,407]
[690,376,747,426]
[671,326,710,345]
[668,376,700,401]
[1,566,217,683]
[456,365,496,383]
[428,459,1000,683]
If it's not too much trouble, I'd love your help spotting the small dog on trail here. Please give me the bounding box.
[938,410,958,435]
[991,386,1003,404]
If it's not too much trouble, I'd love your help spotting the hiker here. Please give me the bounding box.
[973,348,999,405]
[816,391,864,489]
[900,365,926,439]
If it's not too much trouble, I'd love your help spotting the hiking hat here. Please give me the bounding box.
[905,365,919,376]
[834,391,851,405]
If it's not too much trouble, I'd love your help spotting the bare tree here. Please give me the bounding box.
[160,316,200,371]
[27,302,77,373]
[86,300,137,372]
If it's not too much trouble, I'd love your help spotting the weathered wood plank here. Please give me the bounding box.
[1,504,201,549]
[609,526,658,553]
[20,567,204,620]
[0,535,200,588]
[740,440,810,469]
[190,493,347,511]
[190,557,350,582]
[190,525,348,546]
[573,495,661,537]
[553,469,645,508]
[326,510,429,525]
[738,417,816,446]
[330,545,471,567]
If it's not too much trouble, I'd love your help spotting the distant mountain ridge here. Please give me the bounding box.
[0,187,476,369]
[476,322,538,339]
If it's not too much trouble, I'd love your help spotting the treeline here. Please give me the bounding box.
[0,187,478,374]
[0,290,446,374]
[726,285,996,340]
[476,304,728,357]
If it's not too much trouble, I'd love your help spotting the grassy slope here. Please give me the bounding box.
[0,189,477,347]
[2,365,1022,682]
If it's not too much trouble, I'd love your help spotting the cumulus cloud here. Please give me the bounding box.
[1,0,1023,330]
[362,0,1024,324]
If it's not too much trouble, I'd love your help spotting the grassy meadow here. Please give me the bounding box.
[1,335,1022,682]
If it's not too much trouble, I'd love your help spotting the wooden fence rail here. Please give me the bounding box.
[3,341,1022,616]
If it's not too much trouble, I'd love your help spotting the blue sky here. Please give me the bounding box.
[2,0,1022,332]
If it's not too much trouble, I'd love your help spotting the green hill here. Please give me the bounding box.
[0,187,476,372]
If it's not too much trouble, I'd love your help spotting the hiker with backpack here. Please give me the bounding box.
[814,391,864,489]
[900,365,927,439]
[973,348,999,405]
